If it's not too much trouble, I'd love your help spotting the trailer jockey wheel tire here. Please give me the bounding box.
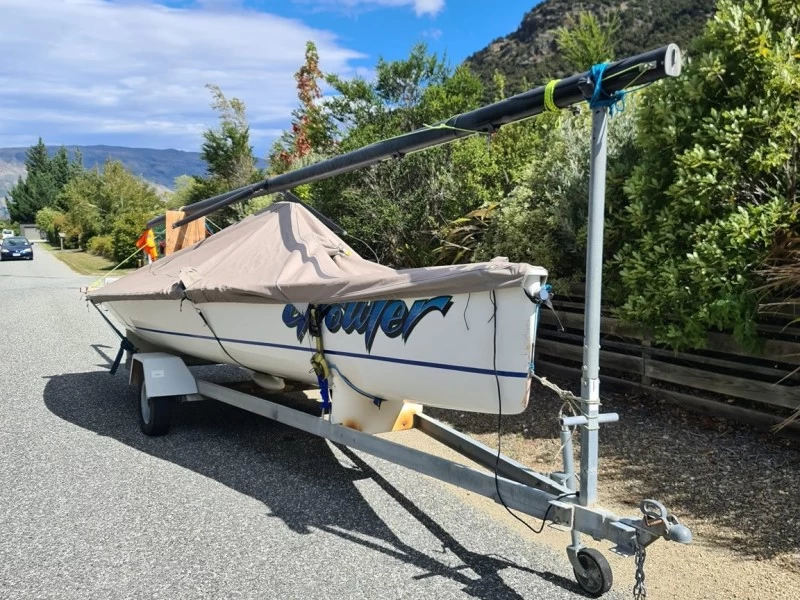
[573,548,613,597]
[138,380,173,436]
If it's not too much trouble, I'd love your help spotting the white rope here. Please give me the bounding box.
[531,372,582,415]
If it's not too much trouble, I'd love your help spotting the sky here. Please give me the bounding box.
[0,0,538,157]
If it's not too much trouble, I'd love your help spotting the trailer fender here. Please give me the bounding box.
[129,352,198,398]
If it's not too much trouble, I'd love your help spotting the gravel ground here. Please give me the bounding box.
[0,249,622,600]
[429,373,800,599]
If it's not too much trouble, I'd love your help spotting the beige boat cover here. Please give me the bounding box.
[87,201,546,305]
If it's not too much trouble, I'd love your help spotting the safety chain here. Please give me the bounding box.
[633,541,647,600]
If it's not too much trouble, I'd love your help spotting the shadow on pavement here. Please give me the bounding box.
[42,368,588,600]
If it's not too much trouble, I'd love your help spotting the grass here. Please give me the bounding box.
[41,242,138,277]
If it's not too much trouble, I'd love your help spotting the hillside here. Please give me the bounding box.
[466,0,715,94]
[0,145,209,202]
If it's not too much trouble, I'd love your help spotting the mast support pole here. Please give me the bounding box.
[579,106,609,507]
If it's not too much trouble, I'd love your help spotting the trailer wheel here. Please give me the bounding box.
[573,548,613,597]
[138,380,173,436]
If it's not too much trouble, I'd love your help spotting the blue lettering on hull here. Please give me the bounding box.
[282,296,453,352]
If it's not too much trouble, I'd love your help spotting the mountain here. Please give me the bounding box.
[466,0,715,94]
[0,145,209,202]
[0,160,26,218]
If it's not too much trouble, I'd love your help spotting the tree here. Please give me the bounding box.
[35,206,66,243]
[324,43,453,143]
[198,84,259,225]
[56,160,162,253]
[555,12,620,71]
[7,140,83,222]
[7,139,57,222]
[202,84,256,187]
[306,46,487,267]
[270,41,334,174]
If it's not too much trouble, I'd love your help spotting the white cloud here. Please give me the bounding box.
[0,0,366,154]
[295,0,445,17]
[411,0,445,16]
[421,27,443,40]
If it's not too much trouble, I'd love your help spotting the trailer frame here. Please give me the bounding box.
[128,351,691,597]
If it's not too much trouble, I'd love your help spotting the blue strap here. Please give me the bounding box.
[317,375,331,411]
[588,63,626,115]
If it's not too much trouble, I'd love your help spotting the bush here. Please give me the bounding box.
[612,0,800,349]
[35,207,66,243]
[479,106,638,289]
[112,212,151,265]
[87,235,114,259]
[0,220,20,235]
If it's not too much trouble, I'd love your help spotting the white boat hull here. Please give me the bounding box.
[103,279,543,432]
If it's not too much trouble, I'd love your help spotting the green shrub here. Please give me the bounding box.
[613,0,800,349]
[112,212,151,265]
[87,234,114,259]
[35,207,66,243]
[0,220,20,235]
[479,106,638,290]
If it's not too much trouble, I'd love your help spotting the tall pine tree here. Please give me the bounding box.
[7,140,83,222]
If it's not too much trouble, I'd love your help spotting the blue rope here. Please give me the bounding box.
[529,284,553,376]
[588,63,626,115]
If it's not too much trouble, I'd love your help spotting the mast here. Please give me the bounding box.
[149,44,682,229]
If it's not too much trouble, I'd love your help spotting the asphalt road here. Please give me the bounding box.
[0,248,620,600]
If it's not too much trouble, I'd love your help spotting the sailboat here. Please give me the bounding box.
[88,200,548,433]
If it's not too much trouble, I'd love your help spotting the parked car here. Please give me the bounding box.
[0,236,34,261]
[2,229,14,239]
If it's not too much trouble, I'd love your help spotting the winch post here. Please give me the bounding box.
[579,106,609,506]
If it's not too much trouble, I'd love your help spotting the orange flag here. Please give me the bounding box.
[136,229,158,262]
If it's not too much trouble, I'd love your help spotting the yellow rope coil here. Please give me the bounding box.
[544,79,559,112]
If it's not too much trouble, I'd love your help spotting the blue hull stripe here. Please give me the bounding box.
[136,325,529,379]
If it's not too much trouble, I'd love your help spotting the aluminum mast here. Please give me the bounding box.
[148,44,681,229]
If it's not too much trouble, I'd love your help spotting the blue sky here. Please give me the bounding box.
[0,0,538,157]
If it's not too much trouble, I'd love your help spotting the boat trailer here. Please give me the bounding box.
[123,349,689,599]
[100,44,692,597]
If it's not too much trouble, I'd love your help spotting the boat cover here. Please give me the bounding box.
[87,201,546,305]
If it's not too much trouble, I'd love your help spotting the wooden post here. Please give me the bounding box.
[165,210,206,255]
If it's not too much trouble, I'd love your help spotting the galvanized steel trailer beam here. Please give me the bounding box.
[147,44,682,229]
[191,379,675,556]
[197,380,570,520]
[413,412,566,493]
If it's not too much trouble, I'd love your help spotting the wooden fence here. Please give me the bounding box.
[533,291,800,435]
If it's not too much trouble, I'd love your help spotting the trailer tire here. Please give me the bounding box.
[138,380,173,436]
[573,548,612,597]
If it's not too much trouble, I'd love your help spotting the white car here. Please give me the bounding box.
[1,229,14,239]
